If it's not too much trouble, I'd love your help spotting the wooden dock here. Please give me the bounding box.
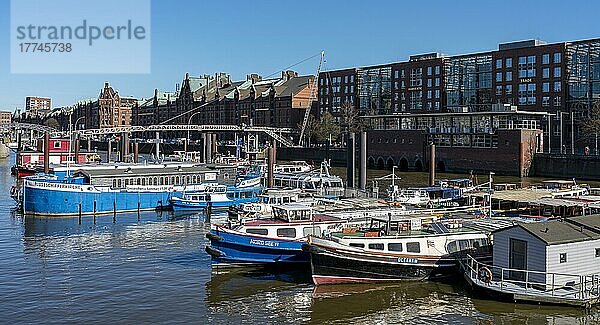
[460,255,600,308]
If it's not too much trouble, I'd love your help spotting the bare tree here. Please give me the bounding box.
[340,101,364,133]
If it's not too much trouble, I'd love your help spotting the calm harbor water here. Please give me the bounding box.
[1,153,600,324]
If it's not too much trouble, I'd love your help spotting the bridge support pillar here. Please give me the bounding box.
[359,131,367,191]
[205,133,212,163]
[121,132,129,162]
[212,133,217,158]
[133,142,139,164]
[267,146,275,188]
[347,132,355,189]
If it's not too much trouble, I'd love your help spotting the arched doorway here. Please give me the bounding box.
[399,158,409,171]
[414,159,423,172]
[386,157,395,170]
[437,160,446,173]
[377,157,385,169]
[367,156,375,168]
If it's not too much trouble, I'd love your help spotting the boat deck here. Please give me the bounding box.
[243,214,340,226]
[460,255,600,308]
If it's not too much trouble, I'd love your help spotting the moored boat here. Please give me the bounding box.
[170,180,264,211]
[205,204,363,267]
[22,163,237,216]
[303,215,493,285]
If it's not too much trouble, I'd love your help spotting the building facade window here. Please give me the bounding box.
[542,96,550,106]
[543,68,550,79]
[542,82,550,93]
[427,79,432,87]
[427,66,432,76]
[496,72,502,82]
[435,77,440,86]
[554,52,562,63]
[496,59,502,69]
[435,66,440,75]
[518,83,536,105]
[554,96,561,107]
[542,53,550,65]
[559,253,567,263]
[496,85,502,95]
[506,58,512,68]
[410,68,422,86]
[506,84,513,95]
[554,81,561,92]
[506,71,512,81]
[409,91,422,110]
[554,67,561,78]
[518,55,536,78]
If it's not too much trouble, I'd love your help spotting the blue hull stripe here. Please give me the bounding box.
[24,186,177,216]
[207,229,308,265]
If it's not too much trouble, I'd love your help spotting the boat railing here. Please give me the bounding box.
[462,254,600,300]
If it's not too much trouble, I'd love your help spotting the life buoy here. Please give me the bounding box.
[478,266,492,284]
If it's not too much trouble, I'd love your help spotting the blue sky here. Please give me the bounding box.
[1,0,598,110]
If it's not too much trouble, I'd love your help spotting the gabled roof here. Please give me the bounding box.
[494,214,600,245]
[276,75,314,97]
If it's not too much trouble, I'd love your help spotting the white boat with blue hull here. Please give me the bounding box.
[22,163,237,216]
[170,180,264,211]
[206,204,362,267]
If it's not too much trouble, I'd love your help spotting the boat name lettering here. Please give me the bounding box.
[397,257,418,264]
[249,238,279,247]
[26,180,83,190]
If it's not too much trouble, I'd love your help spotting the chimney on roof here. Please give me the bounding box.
[154,88,158,97]
[282,70,297,81]
[246,73,262,84]
[185,73,189,80]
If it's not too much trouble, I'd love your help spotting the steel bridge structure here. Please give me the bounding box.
[11,123,297,147]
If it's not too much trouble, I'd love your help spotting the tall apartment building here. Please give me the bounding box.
[318,37,600,154]
[0,111,12,128]
[25,96,51,117]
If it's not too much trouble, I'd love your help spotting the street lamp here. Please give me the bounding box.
[186,111,201,153]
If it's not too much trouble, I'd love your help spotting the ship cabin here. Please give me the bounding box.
[542,180,576,190]
[273,172,344,197]
[274,161,313,173]
[332,214,492,256]
[491,214,600,289]
[70,164,237,189]
[272,204,314,223]
[258,188,302,205]
[408,186,461,201]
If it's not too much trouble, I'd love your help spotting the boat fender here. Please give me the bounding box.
[478,266,492,285]
[206,233,223,241]
[205,246,224,258]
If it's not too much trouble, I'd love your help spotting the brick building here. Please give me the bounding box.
[25,96,51,117]
[0,111,12,128]
[319,37,600,154]
[70,83,137,129]
[131,70,314,138]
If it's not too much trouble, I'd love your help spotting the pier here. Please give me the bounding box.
[461,255,600,308]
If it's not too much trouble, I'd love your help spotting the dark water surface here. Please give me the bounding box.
[1,153,600,324]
